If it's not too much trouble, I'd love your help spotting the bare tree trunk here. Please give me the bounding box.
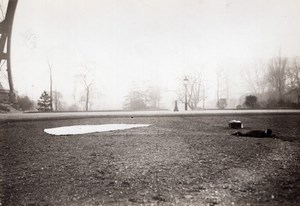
[54,91,58,111]
[216,72,220,108]
[202,86,205,109]
[47,60,53,111]
[86,87,89,111]
[185,84,187,110]
[226,67,229,101]
[50,67,53,111]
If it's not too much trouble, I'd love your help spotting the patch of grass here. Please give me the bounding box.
[1,115,300,205]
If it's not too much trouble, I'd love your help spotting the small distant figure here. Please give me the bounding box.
[232,129,273,137]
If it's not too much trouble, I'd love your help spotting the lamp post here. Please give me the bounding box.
[184,76,188,111]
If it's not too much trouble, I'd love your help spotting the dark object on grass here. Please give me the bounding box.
[228,120,243,129]
[174,100,179,111]
[232,129,273,137]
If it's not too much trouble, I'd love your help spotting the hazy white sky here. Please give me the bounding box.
[3,0,300,109]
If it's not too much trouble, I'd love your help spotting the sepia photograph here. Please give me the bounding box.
[1,0,300,205]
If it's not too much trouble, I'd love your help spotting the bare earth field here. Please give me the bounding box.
[1,114,300,206]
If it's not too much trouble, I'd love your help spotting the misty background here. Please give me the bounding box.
[1,0,300,111]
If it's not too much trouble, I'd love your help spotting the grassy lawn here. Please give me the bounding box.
[1,114,300,205]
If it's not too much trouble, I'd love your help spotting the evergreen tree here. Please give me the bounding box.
[244,95,258,108]
[37,91,52,112]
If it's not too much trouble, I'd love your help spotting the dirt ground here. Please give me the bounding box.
[1,114,300,206]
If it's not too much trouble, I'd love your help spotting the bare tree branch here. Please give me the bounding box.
[267,54,288,100]
[241,61,268,96]
[178,70,205,110]
[80,66,94,111]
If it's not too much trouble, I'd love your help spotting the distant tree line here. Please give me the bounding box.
[12,53,300,112]
[242,55,300,108]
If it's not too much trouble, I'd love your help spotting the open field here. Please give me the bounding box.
[1,114,300,205]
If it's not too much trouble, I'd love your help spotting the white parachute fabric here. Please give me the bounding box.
[44,124,150,135]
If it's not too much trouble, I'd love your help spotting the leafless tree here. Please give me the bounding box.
[267,54,288,100]
[202,82,207,109]
[216,68,221,106]
[286,56,300,103]
[53,90,63,111]
[178,71,205,110]
[80,68,93,111]
[146,86,161,109]
[47,60,53,111]
[241,61,268,96]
